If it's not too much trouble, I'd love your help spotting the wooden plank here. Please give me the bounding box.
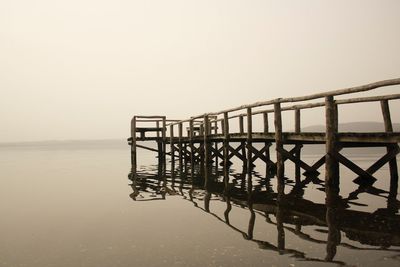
[228,144,246,161]
[136,144,171,155]
[333,151,377,184]
[363,145,400,175]
[249,145,274,165]
[135,115,166,119]
[135,127,163,132]
[277,146,317,174]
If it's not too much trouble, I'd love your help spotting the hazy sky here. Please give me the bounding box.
[1,0,399,142]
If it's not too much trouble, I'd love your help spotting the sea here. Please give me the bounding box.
[0,140,399,267]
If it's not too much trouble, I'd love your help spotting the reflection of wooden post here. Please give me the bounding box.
[247,203,255,240]
[224,194,232,224]
[325,96,339,191]
[247,165,255,240]
[276,198,285,252]
[325,188,341,262]
[381,100,399,198]
[131,116,137,169]
[274,102,284,188]
[204,191,211,212]
[294,109,301,181]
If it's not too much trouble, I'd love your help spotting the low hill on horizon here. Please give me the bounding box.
[301,121,400,132]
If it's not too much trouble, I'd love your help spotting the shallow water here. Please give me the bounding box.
[0,140,399,267]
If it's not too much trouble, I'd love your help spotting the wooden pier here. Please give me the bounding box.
[128,78,400,191]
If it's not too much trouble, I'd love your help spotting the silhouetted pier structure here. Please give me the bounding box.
[128,79,400,192]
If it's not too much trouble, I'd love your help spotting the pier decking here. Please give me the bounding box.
[128,78,400,190]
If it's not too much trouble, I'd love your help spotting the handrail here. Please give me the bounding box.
[206,93,400,124]
[165,78,400,126]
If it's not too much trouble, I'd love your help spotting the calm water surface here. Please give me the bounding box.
[0,140,399,267]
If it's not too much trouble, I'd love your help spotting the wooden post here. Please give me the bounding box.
[156,121,160,138]
[178,122,183,168]
[162,117,167,164]
[334,104,339,132]
[183,142,188,173]
[263,112,271,172]
[294,109,300,133]
[223,112,229,169]
[170,124,175,163]
[294,109,301,181]
[247,107,253,170]
[274,102,284,184]
[263,112,269,133]
[239,115,244,134]
[325,96,339,191]
[189,119,194,173]
[239,115,246,166]
[381,100,398,198]
[214,120,218,166]
[204,115,210,187]
[223,116,230,194]
[131,116,137,169]
[157,141,162,163]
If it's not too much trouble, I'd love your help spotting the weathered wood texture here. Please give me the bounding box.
[129,78,400,196]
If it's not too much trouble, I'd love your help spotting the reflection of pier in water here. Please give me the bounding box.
[128,162,400,265]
